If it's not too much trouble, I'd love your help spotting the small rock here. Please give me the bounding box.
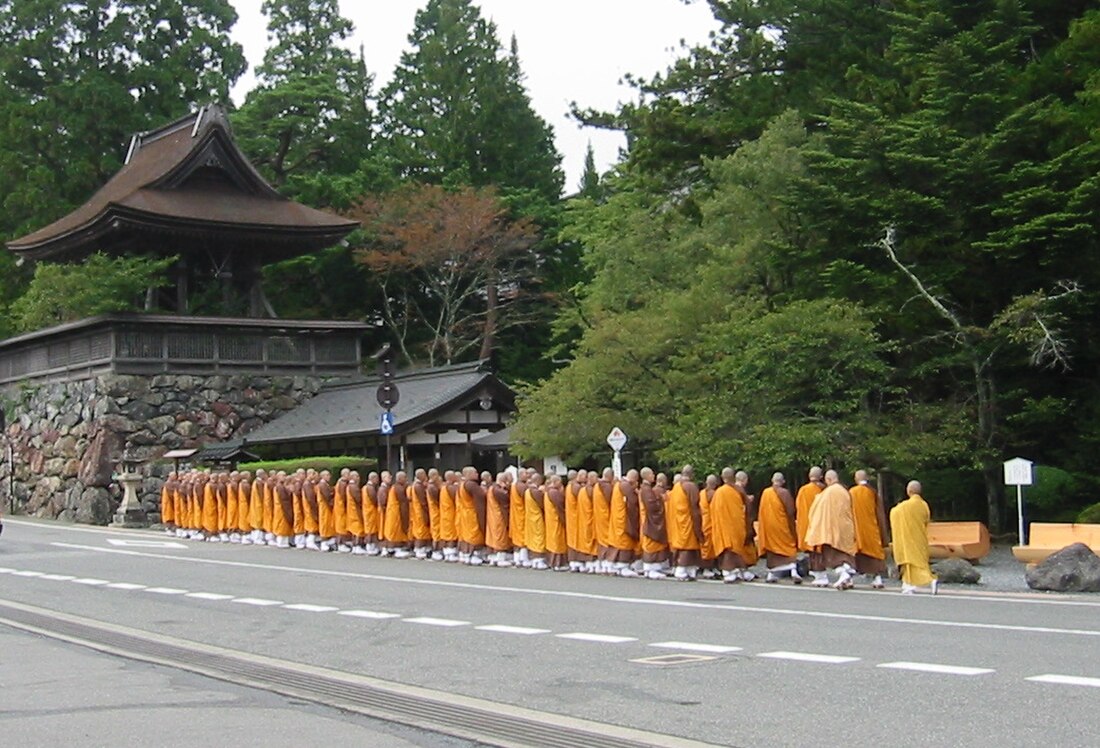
[933,558,981,584]
[1025,543,1100,593]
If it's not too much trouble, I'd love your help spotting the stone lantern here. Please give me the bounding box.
[110,446,148,528]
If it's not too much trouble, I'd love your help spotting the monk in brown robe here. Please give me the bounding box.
[385,471,412,558]
[524,472,548,570]
[639,468,670,580]
[699,474,718,578]
[757,472,802,583]
[577,471,599,573]
[314,470,335,551]
[440,470,459,562]
[594,468,614,574]
[376,471,391,553]
[426,469,444,560]
[510,468,529,567]
[362,472,381,555]
[608,469,641,577]
[804,469,859,589]
[796,467,826,553]
[544,474,569,571]
[734,471,759,581]
[272,472,294,548]
[711,467,752,583]
[851,469,888,588]
[667,465,704,581]
[486,472,513,566]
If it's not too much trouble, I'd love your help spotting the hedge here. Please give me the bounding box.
[1078,502,1100,525]
[239,455,377,476]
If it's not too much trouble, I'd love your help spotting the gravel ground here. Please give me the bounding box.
[953,544,1029,592]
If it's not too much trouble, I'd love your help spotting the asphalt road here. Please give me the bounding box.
[2,518,1098,747]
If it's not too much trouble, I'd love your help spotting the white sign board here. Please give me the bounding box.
[606,427,628,452]
[1003,457,1034,486]
[543,455,568,477]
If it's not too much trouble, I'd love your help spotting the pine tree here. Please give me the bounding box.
[577,142,602,199]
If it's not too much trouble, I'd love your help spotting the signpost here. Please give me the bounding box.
[607,427,628,479]
[376,356,399,472]
[1004,457,1034,544]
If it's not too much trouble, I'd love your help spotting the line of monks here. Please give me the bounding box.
[159,463,936,593]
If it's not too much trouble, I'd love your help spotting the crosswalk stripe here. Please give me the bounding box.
[186,592,234,601]
[758,651,860,664]
[650,641,742,654]
[105,582,147,590]
[338,610,401,620]
[556,633,637,644]
[70,578,110,586]
[403,617,470,627]
[1027,674,1100,688]
[145,587,188,595]
[878,662,993,676]
[476,625,551,636]
[283,604,339,613]
[232,597,284,606]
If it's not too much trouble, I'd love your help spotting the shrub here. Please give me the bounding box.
[240,455,377,476]
[1078,502,1100,524]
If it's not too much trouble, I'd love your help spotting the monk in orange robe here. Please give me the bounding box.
[543,475,569,571]
[362,472,381,555]
[576,472,599,573]
[608,469,641,577]
[160,472,177,535]
[410,469,433,559]
[796,467,825,552]
[524,472,548,570]
[316,470,337,551]
[486,472,513,566]
[699,474,718,578]
[427,469,444,560]
[262,473,276,545]
[639,468,670,580]
[734,471,759,579]
[804,470,859,589]
[457,467,487,565]
[224,471,239,543]
[383,471,411,557]
[594,468,614,574]
[376,471,391,551]
[509,468,529,566]
[757,472,802,583]
[201,472,219,540]
[271,472,294,548]
[439,471,459,562]
[301,470,320,549]
[334,468,350,552]
[851,469,888,588]
[248,469,266,545]
[346,471,365,554]
[237,471,253,543]
[666,465,704,580]
[711,467,753,583]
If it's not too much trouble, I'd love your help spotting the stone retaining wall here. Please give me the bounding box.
[0,373,322,523]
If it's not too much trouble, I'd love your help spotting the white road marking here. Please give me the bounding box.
[475,624,551,636]
[186,592,234,601]
[403,617,470,628]
[11,570,45,577]
[1027,674,1100,688]
[105,582,147,590]
[70,578,110,586]
[106,539,187,549]
[338,610,401,620]
[283,604,338,613]
[232,597,284,607]
[50,542,1100,638]
[0,567,15,573]
[145,587,188,595]
[556,633,638,644]
[758,651,860,664]
[649,641,742,654]
[877,662,994,676]
[40,574,76,581]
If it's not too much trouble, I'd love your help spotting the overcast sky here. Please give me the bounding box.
[227,0,719,192]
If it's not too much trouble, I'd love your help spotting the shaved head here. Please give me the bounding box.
[854,469,868,483]
[907,480,922,496]
[721,467,735,482]
[824,469,839,485]
[640,466,655,482]
[735,471,748,484]
[809,466,823,480]
[681,465,694,480]
[772,472,785,485]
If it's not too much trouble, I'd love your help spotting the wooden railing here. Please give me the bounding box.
[0,314,368,384]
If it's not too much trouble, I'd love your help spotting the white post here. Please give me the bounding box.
[612,450,623,480]
[1017,484,1025,545]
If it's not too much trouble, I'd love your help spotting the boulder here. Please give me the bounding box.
[933,558,981,584]
[1025,543,1100,593]
[76,487,112,525]
[78,428,124,487]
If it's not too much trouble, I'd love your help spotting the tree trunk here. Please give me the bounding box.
[479,277,498,361]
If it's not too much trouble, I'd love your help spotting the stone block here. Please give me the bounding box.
[78,428,124,487]
[1026,543,1100,592]
[932,558,981,584]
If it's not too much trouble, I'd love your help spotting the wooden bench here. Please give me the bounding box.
[1012,522,1100,565]
[928,521,991,562]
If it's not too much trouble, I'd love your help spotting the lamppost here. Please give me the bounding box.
[110,445,148,528]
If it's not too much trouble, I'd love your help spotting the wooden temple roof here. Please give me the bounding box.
[7,104,359,262]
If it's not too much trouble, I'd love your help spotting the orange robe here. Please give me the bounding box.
[565,482,579,555]
[346,482,364,538]
[334,479,348,539]
[486,485,511,552]
[710,484,748,557]
[440,483,458,543]
[249,479,264,533]
[509,482,527,549]
[318,482,336,539]
[273,484,293,538]
[699,488,715,560]
[577,485,598,557]
[410,482,432,543]
[303,482,319,535]
[202,482,218,535]
[215,483,228,532]
[796,481,825,552]
[226,483,238,533]
[851,483,887,560]
[384,484,409,543]
[262,481,274,534]
[237,481,251,533]
[160,483,174,525]
[427,483,442,545]
[594,480,613,551]
[524,487,547,554]
[608,480,637,553]
[666,484,701,551]
[292,484,305,536]
[757,487,798,559]
[362,484,379,539]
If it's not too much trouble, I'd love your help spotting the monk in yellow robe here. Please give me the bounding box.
[666,466,704,581]
[427,469,444,560]
[608,469,641,577]
[410,469,433,559]
[639,468,670,580]
[439,471,459,561]
[594,468,614,574]
[577,472,599,573]
[486,472,513,566]
[237,471,252,543]
[334,468,350,552]
[215,473,231,542]
[757,472,802,584]
[362,472,381,555]
[804,470,858,589]
[384,471,411,557]
[890,480,938,594]
[160,472,176,534]
[544,475,569,571]
[346,471,365,554]
[796,467,825,552]
[290,469,306,548]
[249,469,266,545]
[509,468,529,566]
[851,469,889,588]
[524,472,548,570]
[710,468,753,583]
[565,470,582,572]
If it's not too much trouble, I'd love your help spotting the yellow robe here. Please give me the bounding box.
[757,487,797,557]
[334,480,348,538]
[851,483,886,560]
[202,483,218,535]
[608,481,635,551]
[577,485,598,557]
[160,484,174,524]
[666,484,700,551]
[565,482,579,553]
[593,481,613,550]
[249,480,264,532]
[524,487,547,554]
[699,488,715,560]
[384,484,408,543]
[440,483,458,543]
[237,481,251,533]
[890,494,935,586]
[804,484,857,555]
[226,483,238,532]
[796,481,825,551]
[544,491,567,555]
[362,485,379,539]
[710,484,747,556]
[509,482,526,548]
